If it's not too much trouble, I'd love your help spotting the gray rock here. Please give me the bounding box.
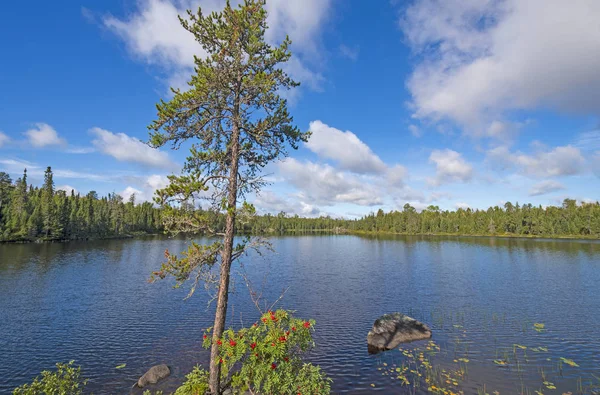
[367,313,431,354]
[137,364,171,388]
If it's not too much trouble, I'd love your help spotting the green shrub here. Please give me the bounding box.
[12,361,87,395]
[174,365,210,395]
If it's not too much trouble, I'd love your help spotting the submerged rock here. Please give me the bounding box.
[367,313,431,354]
[137,364,171,388]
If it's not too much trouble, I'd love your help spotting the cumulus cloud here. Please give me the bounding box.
[427,149,473,186]
[529,180,565,196]
[276,121,418,211]
[386,164,408,188]
[57,185,79,195]
[401,0,600,136]
[146,174,170,191]
[103,0,331,92]
[278,158,382,206]
[0,131,9,147]
[120,174,170,203]
[120,186,144,203]
[24,123,66,147]
[455,202,470,210]
[90,127,176,169]
[306,120,387,174]
[487,145,585,178]
[254,190,320,217]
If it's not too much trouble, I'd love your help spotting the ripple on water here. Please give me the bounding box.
[1,235,599,394]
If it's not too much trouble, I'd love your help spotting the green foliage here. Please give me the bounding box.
[241,199,600,238]
[174,365,210,395]
[147,1,309,390]
[0,167,163,242]
[148,0,309,230]
[150,240,221,287]
[2,167,599,242]
[202,309,331,394]
[12,361,87,395]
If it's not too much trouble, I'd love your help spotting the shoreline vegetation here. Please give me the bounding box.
[1,167,599,244]
[4,229,600,245]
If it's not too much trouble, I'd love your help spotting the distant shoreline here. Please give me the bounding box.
[343,230,600,241]
[3,229,598,245]
[0,232,161,244]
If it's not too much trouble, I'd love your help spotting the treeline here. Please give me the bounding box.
[2,167,599,242]
[243,201,600,238]
[0,168,162,242]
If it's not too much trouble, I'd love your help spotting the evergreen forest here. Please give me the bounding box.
[1,167,599,242]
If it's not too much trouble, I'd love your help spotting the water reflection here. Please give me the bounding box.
[1,235,599,394]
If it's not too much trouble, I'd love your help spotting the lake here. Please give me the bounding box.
[1,235,599,394]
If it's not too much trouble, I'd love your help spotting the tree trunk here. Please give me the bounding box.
[208,119,241,394]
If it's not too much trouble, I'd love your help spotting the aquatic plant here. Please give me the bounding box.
[533,323,546,333]
[559,357,579,367]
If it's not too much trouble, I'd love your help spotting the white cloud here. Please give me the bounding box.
[455,202,470,210]
[0,131,9,147]
[487,145,585,178]
[104,0,208,69]
[51,169,111,182]
[103,0,331,92]
[339,44,359,61]
[120,186,144,203]
[427,149,473,186]
[278,158,383,206]
[120,174,171,203]
[24,123,66,147]
[146,174,170,191]
[401,0,600,136]
[263,0,331,57]
[254,190,321,217]
[57,185,79,195]
[485,119,530,141]
[386,164,408,188]
[90,127,176,169]
[0,158,112,182]
[529,180,565,196]
[306,120,387,174]
[0,158,40,172]
[408,124,421,137]
[65,146,95,154]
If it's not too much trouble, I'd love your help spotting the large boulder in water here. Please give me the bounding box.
[367,313,431,354]
[137,364,171,388]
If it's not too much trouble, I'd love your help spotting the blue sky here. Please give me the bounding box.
[1,0,599,218]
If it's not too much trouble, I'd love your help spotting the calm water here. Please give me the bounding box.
[1,235,599,394]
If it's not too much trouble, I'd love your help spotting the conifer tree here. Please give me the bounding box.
[41,167,55,238]
[147,1,307,392]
